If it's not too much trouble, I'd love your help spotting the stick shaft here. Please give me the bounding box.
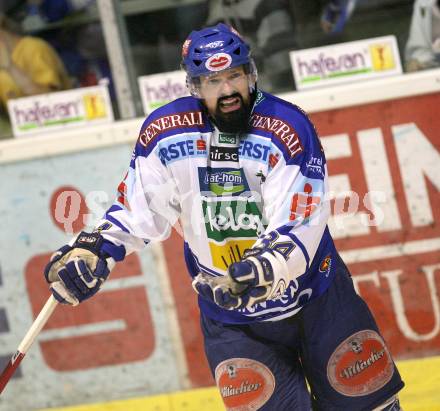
[18,295,58,353]
[0,352,25,394]
[0,295,58,395]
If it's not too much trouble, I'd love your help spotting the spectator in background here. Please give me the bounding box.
[0,11,71,139]
[126,2,209,76]
[0,12,71,109]
[24,0,93,24]
[22,0,107,89]
[205,0,298,91]
[405,0,440,71]
[320,0,359,34]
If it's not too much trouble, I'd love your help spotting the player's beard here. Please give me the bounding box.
[212,93,252,134]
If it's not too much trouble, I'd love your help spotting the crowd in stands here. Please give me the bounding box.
[405,0,440,71]
[0,0,439,139]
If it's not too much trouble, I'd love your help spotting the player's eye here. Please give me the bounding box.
[207,78,221,86]
[230,72,243,80]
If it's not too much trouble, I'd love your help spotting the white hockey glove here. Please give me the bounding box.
[193,237,293,311]
[44,232,123,305]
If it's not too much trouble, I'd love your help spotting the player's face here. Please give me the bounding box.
[199,66,252,133]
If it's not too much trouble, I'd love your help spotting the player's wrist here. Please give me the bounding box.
[69,231,125,262]
[101,239,126,262]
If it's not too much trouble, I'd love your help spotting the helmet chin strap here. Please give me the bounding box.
[248,79,256,94]
[185,75,201,98]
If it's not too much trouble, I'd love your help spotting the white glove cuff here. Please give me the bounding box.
[260,250,290,301]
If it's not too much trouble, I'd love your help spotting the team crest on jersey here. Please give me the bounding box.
[319,254,332,277]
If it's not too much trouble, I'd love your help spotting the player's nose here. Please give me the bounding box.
[219,79,235,96]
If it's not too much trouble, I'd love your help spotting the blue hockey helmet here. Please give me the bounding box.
[181,23,257,97]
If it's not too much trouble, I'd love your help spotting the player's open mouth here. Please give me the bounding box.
[219,96,242,113]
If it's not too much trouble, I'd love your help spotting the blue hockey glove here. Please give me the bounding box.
[192,247,291,311]
[44,231,124,305]
[192,272,248,309]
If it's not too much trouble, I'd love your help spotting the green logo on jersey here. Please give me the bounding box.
[254,90,265,106]
[198,166,265,270]
[209,170,244,195]
[219,133,237,145]
[199,168,249,196]
[203,199,265,242]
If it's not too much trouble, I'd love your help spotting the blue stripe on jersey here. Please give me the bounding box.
[252,91,325,171]
[103,207,131,233]
[184,242,224,278]
[193,256,224,277]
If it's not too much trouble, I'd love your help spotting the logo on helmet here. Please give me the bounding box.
[206,53,232,72]
[182,39,191,57]
[205,41,224,49]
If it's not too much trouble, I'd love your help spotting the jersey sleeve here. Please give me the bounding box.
[95,118,181,256]
[256,106,330,279]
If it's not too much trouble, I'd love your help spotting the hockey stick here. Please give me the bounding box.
[0,295,58,395]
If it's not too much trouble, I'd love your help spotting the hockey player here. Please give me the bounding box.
[44,24,404,410]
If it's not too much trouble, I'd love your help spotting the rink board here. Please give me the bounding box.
[38,356,440,411]
[0,70,438,410]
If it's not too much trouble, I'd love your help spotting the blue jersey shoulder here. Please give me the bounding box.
[251,90,323,165]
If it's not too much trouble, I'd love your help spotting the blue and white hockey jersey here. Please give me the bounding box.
[97,90,338,324]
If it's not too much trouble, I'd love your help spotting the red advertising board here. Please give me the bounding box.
[165,91,440,387]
